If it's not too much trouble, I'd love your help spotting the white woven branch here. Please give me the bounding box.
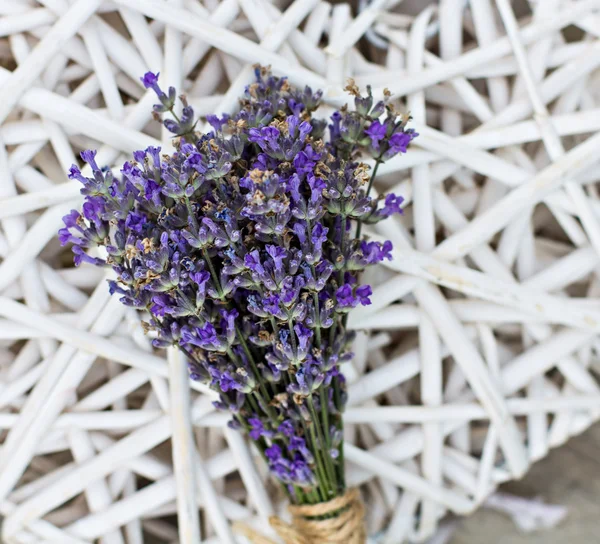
[1,0,600,542]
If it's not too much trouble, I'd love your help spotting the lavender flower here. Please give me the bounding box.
[60,67,416,504]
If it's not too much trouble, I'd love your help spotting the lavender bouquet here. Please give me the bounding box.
[60,67,416,542]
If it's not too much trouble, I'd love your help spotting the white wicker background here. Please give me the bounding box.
[1,0,600,543]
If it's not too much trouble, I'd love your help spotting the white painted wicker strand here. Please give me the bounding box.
[1,0,600,543]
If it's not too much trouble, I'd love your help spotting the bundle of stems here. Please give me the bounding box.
[60,67,416,510]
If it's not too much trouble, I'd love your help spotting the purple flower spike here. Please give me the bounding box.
[249,417,272,440]
[361,240,393,264]
[141,71,163,96]
[68,165,87,184]
[380,193,404,217]
[388,131,413,155]
[356,285,372,305]
[146,146,161,168]
[245,250,265,275]
[265,444,283,462]
[365,120,387,150]
[80,150,99,172]
[62,209,82,230]
[336,284,358,308]
[278,420,295,437]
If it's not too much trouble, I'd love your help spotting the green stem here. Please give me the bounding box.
[333,378,346,487]
[320,387,332,452]
[235,325,275,415]
[365,158,383,198]
[226,346,241,366]
[339,216,348,269]
[202,248,221,297]
[355,157,383,239]
[328,314,341,351]
[312,291,322,346]
[305,217,323,346]
[299,417,327,502]
[308,395,338,495]
[330,212,348,349]
[304,486,320,505]
[308,422,330,501]
[270,316,279,336]
[319,386,339,494]
[184,196,199,231]
[288,320,297,354]
[168,106,181,124]
[247,392,261,415]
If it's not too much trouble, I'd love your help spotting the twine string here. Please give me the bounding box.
[233,488,366,544]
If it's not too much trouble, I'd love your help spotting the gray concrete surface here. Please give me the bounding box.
[450,423,600,544]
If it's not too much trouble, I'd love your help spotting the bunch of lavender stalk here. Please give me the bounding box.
[60,67,416,507]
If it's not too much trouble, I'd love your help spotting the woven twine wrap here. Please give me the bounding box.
[234,488,366,544]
